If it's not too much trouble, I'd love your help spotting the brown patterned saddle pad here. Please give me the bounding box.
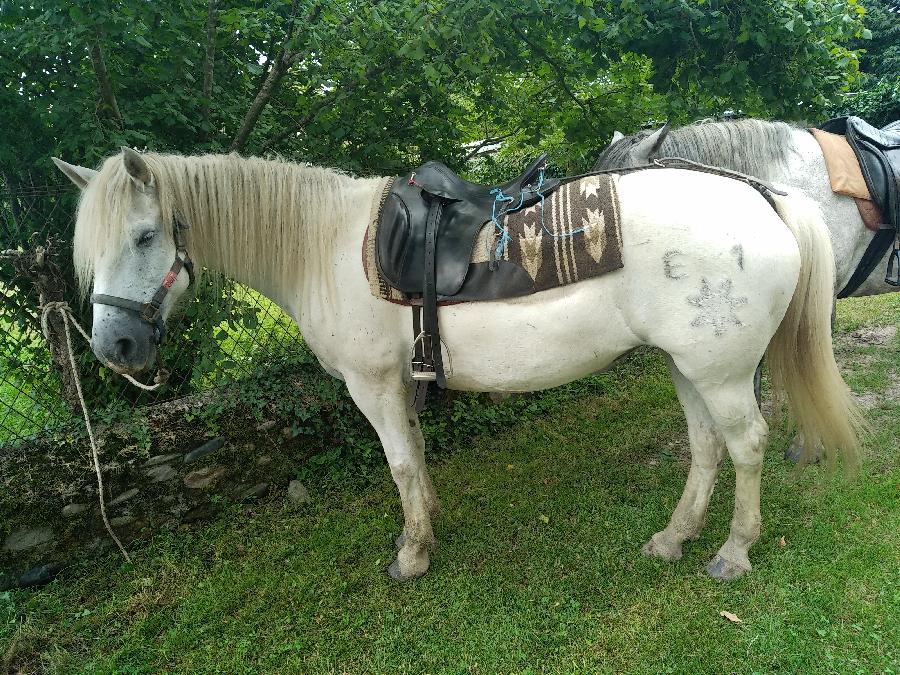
[363,174,624,305]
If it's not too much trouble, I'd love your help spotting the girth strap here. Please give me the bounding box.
[423,195,446,388]
[408,304,429,412]
[837,225,897,297]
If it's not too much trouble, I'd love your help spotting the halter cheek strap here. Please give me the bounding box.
[90,218,195,345]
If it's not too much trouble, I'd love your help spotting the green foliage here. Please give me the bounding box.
[0,0,870,185]
[828,0,900,126]
[596,0,866,119]
[855,0,900,76]
[833,74,900,127]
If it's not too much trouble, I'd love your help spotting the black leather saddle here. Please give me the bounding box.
[819,116,900,296]
[375,154,560,406]
[377,154,558,298]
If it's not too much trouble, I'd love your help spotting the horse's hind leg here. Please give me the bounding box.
[690,375,769,580]
[644,356,726,561]
[344,373,438,581]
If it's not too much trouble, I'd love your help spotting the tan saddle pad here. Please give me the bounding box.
[810,128,882,230]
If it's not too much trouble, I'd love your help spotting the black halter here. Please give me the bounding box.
[90,217,195,345]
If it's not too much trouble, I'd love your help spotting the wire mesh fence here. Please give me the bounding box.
[0,184,303,448]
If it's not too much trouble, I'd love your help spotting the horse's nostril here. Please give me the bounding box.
[114,336,137,362]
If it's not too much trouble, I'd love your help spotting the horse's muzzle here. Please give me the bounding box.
[91,311,158,375]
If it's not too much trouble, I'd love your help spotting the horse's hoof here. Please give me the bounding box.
[641,532,683,561]
[784,439,821,464]
[386,559,406,581]
[784,442,804,464]
[386,556,428,582]
[394,532,406,551]
[705,554,750,581]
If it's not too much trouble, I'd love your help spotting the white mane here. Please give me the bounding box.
[73,152,361,296]
[596,119,805,181]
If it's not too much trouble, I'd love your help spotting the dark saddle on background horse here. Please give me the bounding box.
[820,116,900,228]
[376,153,560,405]
[819,116,900,296]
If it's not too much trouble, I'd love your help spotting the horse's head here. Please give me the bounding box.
[592,123,671,170]
[53,148,193,375]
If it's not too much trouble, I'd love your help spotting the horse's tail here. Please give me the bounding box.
[767,191,865,470]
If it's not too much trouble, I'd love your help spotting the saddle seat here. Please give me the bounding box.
[376,154,560,299]
[408,154,551,204]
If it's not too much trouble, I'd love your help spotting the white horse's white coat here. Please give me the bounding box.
[55,151,863,582]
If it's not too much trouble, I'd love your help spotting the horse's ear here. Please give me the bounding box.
[630,122,671,162]
[122,147,154,192]
[609,131,625,147]
[51,157,98,191]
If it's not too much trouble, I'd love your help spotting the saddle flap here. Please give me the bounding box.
[376,178,485,296]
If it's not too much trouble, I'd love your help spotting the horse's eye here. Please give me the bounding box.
[136,231,155,247]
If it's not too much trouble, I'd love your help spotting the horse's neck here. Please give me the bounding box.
[188,167,377,314]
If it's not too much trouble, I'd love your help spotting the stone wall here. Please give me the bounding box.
[1,390,314,590]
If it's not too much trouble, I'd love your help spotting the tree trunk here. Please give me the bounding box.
[31,242,81,410]
[88,31,123,127]
[260,62,388,152]
[201,0,218,130]
[230,53,290,152]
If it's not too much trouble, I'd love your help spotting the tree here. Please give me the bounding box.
[0,0,870,187]
[830,0,900,126]
[0,0,873,409]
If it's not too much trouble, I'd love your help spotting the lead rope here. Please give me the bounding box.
[39,301,168,564]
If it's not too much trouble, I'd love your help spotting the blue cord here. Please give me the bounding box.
[489,187,514,260]
[487,166,587,261]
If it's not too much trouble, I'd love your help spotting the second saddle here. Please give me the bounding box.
[819,116,900,296]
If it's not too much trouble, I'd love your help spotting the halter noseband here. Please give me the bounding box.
[90,217,195,345]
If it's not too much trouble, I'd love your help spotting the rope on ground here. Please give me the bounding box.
[40,301,167,564]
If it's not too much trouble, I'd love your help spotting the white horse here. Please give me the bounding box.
[52,149,863,582]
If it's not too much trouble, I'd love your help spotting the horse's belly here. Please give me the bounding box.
[439,276,638,392]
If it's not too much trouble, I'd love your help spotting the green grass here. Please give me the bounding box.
[0,310,65,443]
[2,295,898,674]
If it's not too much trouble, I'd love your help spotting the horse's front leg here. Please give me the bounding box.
[345,374,438,581]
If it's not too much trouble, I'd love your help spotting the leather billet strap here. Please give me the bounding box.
[408,304,429,412]
[422,195,446,388]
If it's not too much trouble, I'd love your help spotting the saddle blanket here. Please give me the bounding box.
[364,174,624,304]
[810,128,883,231]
